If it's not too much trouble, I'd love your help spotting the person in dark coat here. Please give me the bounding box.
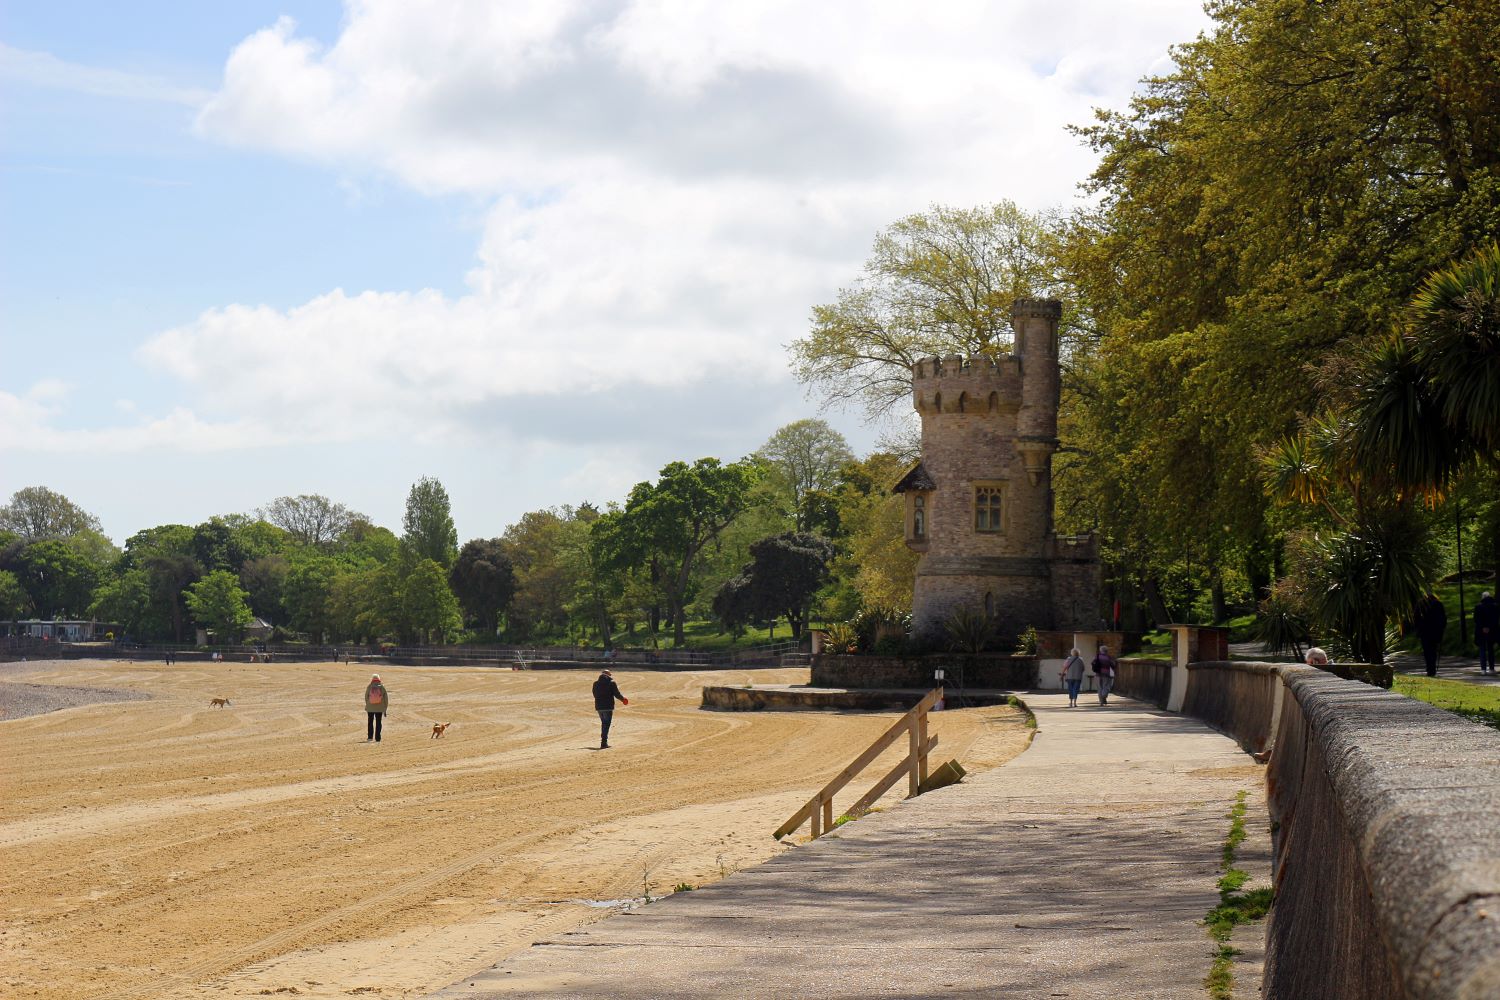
[1413,593,1448,677]
[592,669,628,749]
[1476,592,1499,675]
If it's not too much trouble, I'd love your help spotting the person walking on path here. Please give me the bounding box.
[364,673,390,743]
[1059,647,1086,708]
[1092,645,1117,706]
[1413,593,1448,677]
[1476,592,1499,675]
[592,669,628,749]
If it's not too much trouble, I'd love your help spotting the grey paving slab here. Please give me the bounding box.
[430,694,1260,999]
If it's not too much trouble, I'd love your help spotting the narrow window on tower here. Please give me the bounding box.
[974,485,1004,532]
[913,495,926,539]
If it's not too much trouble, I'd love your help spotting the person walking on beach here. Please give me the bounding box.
[592,669,628,749]
[1476,592,1499,675]
[1413,593,1447,677]
[364,673,389,743]
[1092,645,1117,706]
[1060,647,1086,708]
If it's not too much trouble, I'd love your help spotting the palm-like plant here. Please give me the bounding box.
[1347,242,1500,497]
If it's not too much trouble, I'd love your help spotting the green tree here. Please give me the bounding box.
[0,569,31,620]
[9,540,100,618]
[399,558,462,644]
[184,570,255,642]
[789,202,1062,420]
[500,509,576,641]
[449,538,516,635]
[824,452,917,616]
[90,568,152,637]
[284,555,339,640]
[0,486,102,539]
[402,476,458,568]
[713,532,836,639]
[239,554,290,625]
[756,419,855,533]
[598,458,761,646]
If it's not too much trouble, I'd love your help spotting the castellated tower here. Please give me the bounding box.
[895,298,1101,644]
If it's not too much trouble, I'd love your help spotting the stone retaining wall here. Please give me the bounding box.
[1112,657,1170,707]
[811,654,1038,690]
[1182,661,1500,999]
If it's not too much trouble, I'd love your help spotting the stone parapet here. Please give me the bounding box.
[811,653,1038,691]
[1176,661,1500,999]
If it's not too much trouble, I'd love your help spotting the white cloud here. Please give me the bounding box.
[0,42,211,106]
[12,1,1213,472]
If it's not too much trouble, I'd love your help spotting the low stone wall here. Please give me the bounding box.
[811,654,1038,690]
[1181,661,1282,755]
[1180,661,1500,998]
[702,686,940,712]
[1113,657,1170,707]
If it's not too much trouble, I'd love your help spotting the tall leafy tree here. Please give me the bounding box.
[398,559,462,644]
[449,538,517,635]
[401,476,458,568]
[0,486,102,539]
[184,570,255,641]
[756,419,855,533]
[598,458,760,646]
[90,569,152,637]
[0,569,31,621]
[259,495,365,548]
[789,202,1062,420]
[713,532,836,639]
[284,554,339,640]
[8,540,100,618]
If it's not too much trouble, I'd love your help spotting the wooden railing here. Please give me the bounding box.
[774,687,943,842]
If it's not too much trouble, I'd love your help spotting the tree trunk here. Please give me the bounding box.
[1211,574,1228,624]
[1142,578,1172,627]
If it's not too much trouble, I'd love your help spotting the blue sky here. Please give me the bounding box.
[1,1,1211,545]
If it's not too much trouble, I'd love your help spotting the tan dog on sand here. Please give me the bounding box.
[430,722,450,739]
[209,697,231,708]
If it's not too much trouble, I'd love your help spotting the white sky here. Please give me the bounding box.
[0,0,1212,544]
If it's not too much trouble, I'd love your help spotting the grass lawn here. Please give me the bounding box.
[1393,675,1500,731]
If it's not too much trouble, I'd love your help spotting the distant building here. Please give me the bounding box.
[896,298,1101,642]
[1,620,122,642]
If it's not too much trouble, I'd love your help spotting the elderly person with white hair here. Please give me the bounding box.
[1304,647,1330,668]
[1059,647,1087,707]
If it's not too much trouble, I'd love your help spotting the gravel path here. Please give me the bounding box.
[0,659,150,721]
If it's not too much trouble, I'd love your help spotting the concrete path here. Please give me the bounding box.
[430,693,1260,999]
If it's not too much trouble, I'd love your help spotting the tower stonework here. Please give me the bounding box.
[895,298,1100,643]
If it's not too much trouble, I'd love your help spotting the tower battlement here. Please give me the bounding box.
[912,355,1023,415]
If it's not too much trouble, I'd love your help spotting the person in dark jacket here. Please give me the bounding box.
[364,673,389,742]
[592,669,628,749]
[1413,593,1448,677]
[1476,592,1499,675]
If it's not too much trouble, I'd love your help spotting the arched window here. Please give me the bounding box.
[984,591,995,619]
[958,391,968,413]
[988,391,999,413]
[933,392,942,413]
[913,495,926,539]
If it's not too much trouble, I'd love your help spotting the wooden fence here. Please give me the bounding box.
[774,686,943,842]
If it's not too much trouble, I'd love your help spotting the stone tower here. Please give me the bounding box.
[894,298,1100,643]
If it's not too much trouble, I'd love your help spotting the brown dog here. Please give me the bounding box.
[209,697,231,708]
[430,722,450,739]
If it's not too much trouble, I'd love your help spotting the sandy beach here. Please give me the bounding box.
[0,658,1030,1000]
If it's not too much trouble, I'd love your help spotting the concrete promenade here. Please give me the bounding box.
[432,693,1261,999]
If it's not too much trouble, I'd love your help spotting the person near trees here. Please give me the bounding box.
[1413,594,1447,677]
[1475,593,1499,676]
[592,669,628,749]
[364,673,390,743]
[1060,647,1086,708]
[1091,645,1117,706]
